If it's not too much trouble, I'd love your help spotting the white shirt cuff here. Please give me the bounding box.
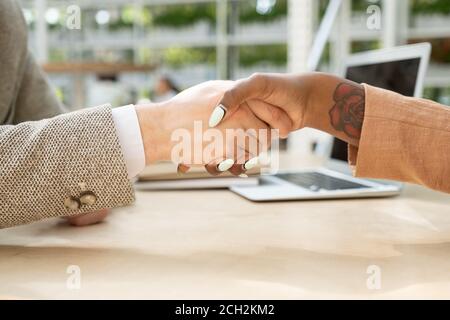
[111,105,146,179]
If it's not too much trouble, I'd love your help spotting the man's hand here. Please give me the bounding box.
[66,209,109,227]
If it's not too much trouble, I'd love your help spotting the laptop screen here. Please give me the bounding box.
[330,58,421,162]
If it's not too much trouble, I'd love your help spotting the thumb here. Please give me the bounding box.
[208,73,270,128]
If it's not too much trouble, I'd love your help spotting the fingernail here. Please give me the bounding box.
[177,164,189,174]
[258,152,270,166]
[217,159,234,172]
[239,174,249,178]
[208,104,227,128]
[244,157,259,170]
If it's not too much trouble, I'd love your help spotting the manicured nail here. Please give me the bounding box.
[177,164,189,174]
[239,174,249,178]
[208,104,227,128]
[258,152,270,166]
[244,157,259,170]
[217,159,234,172]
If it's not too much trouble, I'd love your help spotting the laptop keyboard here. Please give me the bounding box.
[275,172,368,192]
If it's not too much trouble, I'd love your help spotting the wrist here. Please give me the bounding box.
[135,101,172,165]
[302,73,340,130]
[301,73,365,146]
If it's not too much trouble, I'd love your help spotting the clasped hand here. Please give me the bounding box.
[74,72,359,226]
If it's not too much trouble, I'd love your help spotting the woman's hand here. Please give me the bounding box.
[213,73,312,132]
[135,81,293,176]
[212,72,365,147]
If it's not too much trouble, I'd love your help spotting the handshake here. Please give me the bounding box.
[69,72,365,226]
[135,72,364,176]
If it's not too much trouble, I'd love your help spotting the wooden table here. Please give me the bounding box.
[1,155,449,299]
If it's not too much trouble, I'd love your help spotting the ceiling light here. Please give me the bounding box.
[96,10,111,25]
[45,7,60,25]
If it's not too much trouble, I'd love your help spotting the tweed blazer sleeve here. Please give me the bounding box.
[0,0,135,228]
[0,106,136,228]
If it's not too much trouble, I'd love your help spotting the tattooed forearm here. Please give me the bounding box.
[329,82,365,139]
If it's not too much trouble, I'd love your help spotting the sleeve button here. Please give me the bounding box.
[80,191,97,206]
[64,197,81,210]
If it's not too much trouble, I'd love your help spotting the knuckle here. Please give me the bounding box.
[280,124,291,137]
[270,107,282,122]
[250,72,263,80]
[250,72,269,94]
[225,87,239,106]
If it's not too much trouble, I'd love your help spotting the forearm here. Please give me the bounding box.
[303,73,365,147]
[304,73,450,193]
[347,84,450,193]
[0,106,134,228]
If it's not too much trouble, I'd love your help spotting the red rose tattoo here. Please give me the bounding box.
[329,82,365,139]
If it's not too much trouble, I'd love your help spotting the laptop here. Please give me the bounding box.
[230,43,431,201]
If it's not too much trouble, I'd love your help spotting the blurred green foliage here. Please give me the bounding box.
[411,0,450,15]
[41,0,450,69]
[424,87,450,104]
[239,44,287,67]
[107,6,153,30]
[157,45,287,68]
[163,47,216,68]
[104,0,450,31]
[352,0,450,14]
[152,3,216,27]
[110,0,287,30]
[352,40,381,53]
[351,0,382,12]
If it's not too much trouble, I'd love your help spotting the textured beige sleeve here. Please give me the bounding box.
[0,105,135,228]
